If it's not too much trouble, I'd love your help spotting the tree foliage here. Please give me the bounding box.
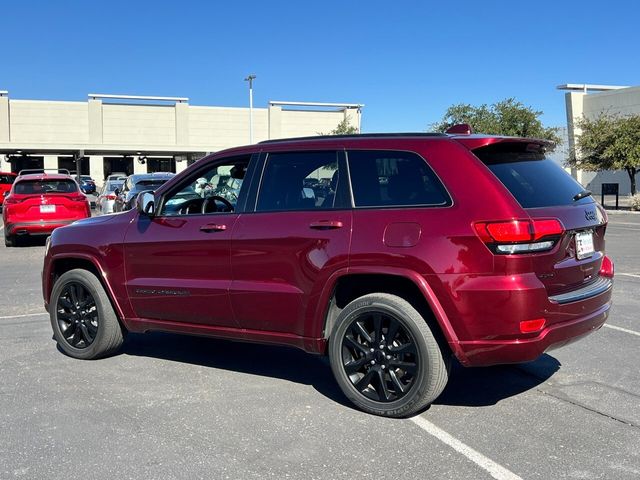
[321,118,359,135]
[432,98,560,148]
[567,113,640,195]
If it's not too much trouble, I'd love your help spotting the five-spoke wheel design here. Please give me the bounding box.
[56,281,99,349]
[341,312,418,402]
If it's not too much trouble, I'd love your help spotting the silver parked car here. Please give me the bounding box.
[96,180,124,214]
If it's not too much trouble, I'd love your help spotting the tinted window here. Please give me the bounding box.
[347,150,450,207]
[257,151,342,212]
[14,179,78,194]
[475,144,590,208]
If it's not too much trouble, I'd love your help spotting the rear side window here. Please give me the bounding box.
[1,175,15,184]
[347,150,450,208]
[475,143,590,208]
[257,151,345,211]
[14,179,78,194]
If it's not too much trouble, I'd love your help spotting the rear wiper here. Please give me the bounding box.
[573,190,592,201]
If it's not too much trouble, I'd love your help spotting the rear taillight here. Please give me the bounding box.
[599,255,614,278]
[474,218,564,254]
[3,195,21,205]
[106,194,116,200]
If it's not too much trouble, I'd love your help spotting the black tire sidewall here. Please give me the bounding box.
[50,269,115,360]
[329,294,441,417]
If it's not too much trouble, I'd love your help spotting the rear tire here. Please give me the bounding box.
[49,269,125,360]
[329,293,450,418]
[4,232,14,247]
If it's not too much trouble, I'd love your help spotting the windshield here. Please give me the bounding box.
[474,143,591,208]
[14,179,78,194]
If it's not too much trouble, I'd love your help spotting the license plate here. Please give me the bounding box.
[575,231,595,260]
[40,205,56,213]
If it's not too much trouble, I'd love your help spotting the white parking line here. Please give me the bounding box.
[0,312,48,320]
[617,273,640,279]
[603,324,640,337]
[410,416,523,480]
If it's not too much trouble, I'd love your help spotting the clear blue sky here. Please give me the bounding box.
[1,0,638,132]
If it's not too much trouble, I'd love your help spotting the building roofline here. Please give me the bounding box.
[556,84,630,92]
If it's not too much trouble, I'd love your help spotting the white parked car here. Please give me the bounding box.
[96,180,124,214]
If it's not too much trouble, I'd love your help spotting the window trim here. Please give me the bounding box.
[344,149,453,210]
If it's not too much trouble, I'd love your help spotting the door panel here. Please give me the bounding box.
[124,214,239,327]
[230,210,351,336]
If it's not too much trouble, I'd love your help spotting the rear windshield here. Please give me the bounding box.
[1,175,16,184]
[106,181,123,191]
[134,179,168,189]
[14,179,78,194]
[474,143,591,208]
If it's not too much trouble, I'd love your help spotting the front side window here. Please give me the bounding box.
[256,151,342,212]
[160,158,249,216]
[347,150,450,207]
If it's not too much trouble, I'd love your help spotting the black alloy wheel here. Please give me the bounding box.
[56,282,99,349]
[49,269,125,359]
[329,293,450,417]
[341,312,418,402]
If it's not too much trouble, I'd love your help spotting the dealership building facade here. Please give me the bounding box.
[0,91,362,183]
[560,83,640,196]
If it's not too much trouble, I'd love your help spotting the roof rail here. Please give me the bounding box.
[259,132,447,144]
[18,168,71,176]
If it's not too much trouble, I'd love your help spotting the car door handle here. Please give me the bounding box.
[309,220,344,230]
[200,223,227,232]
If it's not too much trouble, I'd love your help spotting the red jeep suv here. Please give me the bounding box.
[42,130,614,417]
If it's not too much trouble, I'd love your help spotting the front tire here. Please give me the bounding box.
[329,293,450,418]
[49,269,125,359]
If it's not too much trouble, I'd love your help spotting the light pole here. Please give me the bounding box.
[244,74,256,143]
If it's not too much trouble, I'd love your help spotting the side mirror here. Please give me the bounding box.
[136,191,155,217]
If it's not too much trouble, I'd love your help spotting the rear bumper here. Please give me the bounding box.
[5,220,77,236]
[457,300,610,366]
[432,272,613,367]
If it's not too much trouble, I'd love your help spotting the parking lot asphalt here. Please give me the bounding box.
[0,212,639,479]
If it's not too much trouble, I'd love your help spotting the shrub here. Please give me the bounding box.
[630,194,640,211]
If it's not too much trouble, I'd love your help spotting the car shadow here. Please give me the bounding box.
[121,332,352,408]
[122,332,561,411]
[12,236,48,247]
[435,354,561,407]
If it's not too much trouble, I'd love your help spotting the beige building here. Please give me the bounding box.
[560,83,640,195]
[0,91,362,183]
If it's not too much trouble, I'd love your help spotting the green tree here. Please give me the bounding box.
[432,98,560,148]
[320,118,359,135]
[568,113,640,195]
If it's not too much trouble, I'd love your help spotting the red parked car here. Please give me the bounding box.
[42,128,614,417]
[4,170,90,247]
[0,171,17,209]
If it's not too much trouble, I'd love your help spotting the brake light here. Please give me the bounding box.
[599,255,614,278]
[3,195,20,205]
[106,194,116,200]
[474,219,564,254]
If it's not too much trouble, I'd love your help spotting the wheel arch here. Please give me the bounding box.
[316,267,465,361]
[46,254,128,328]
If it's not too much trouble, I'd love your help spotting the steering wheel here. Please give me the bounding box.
[202,195,234,214]
[178,198,204,215]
